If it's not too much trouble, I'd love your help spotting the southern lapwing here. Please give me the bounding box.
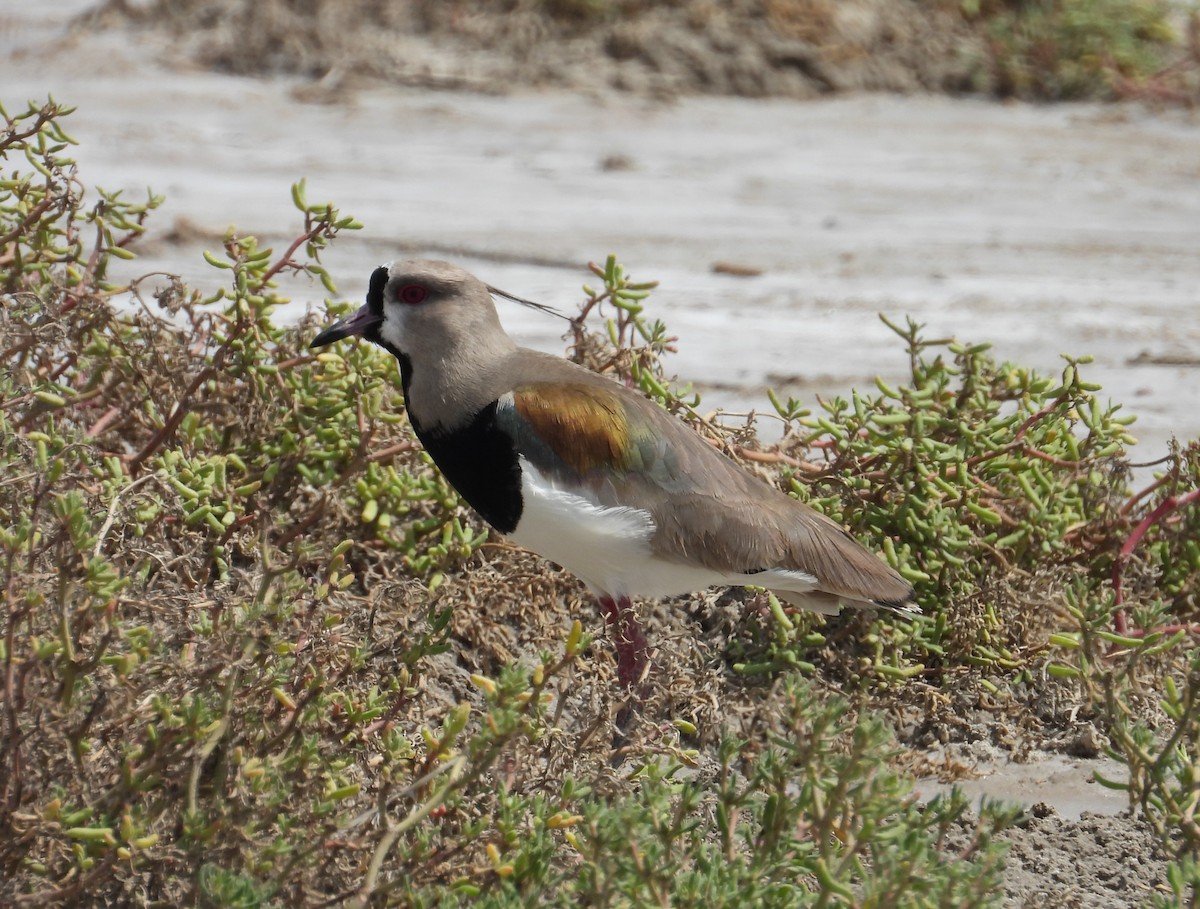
[311,260,914,691]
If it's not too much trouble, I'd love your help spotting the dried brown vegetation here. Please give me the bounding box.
[94,0,1200,103]
[3,96,1200,907]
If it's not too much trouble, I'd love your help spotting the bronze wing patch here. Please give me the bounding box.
[505,383,638,478]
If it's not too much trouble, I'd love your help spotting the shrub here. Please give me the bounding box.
[3,93,1199,907]
[1,96,1022,907]
[968,0,1179,99]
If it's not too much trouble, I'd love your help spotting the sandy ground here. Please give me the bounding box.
[5,4,1199,459]
[3,3,1197,905]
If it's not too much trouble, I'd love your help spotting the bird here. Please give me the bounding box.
[310,259,914,692]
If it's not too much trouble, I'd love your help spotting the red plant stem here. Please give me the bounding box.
[1120,473,1172,517]
[0,106,59,153]
[1111,488,1200,636]
[1013,395,1066,443]
[366,441,417,464]
[0,195,55,252]
[734,447,820,472]
[126,364,218,473]
[85,405,122,438]
[258,223,328,286]
[1020,445,1080,468]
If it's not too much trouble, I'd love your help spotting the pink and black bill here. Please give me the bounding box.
[309,266,389,348]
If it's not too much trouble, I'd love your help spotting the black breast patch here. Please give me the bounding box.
[393,355,523,533]
[415,402,524,534]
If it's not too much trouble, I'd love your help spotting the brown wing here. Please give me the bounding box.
[496,365,911,607]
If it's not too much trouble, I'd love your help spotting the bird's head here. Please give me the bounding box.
[310,259,564,427]
[312,259,564,359]
[310,259,487,358]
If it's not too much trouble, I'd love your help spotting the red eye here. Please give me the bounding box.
[396,284,427,305]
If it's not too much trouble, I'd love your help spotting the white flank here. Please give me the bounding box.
[508,459,820,601]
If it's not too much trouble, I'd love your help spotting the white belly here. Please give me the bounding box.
[506,460,819,601]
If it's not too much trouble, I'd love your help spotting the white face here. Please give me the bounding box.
[377,295,412,354]
[374,265,517,362]
[364,263,522,430]
[371,267,445,358]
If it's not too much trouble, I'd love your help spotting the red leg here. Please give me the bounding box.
[597,594,649,689]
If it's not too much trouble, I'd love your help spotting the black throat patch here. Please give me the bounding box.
[360,265,389,344]
[394,354,523,534]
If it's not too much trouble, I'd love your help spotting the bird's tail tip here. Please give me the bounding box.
[874,590,921,616]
